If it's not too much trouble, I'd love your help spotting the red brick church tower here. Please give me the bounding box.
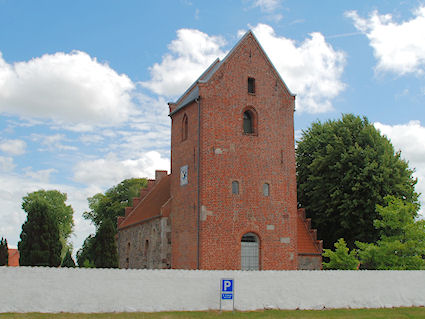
[117,30,322,270]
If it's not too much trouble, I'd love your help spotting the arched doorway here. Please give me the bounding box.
[241,233,259,270]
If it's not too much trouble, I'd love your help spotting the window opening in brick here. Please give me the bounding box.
[126,242,131,269]
[243,111,253,134]
[232,181,239,194]
[241,233,259,270]
[263,183,270,196]
[248,77,255,94]
[182,114,188,141]
[144,239,149,256]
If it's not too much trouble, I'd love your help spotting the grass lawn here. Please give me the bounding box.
[1,308,425,319]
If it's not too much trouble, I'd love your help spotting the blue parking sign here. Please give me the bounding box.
[220,278,235,310]
[222,279,233,292]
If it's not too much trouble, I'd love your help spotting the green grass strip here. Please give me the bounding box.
[1,307,425,319]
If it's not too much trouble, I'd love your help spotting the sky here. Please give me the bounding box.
[1,0,425,254]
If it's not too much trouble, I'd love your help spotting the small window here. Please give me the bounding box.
[248,77,255,94]
[232,181,239,194]
[144,239,149,256]
[263,183,270,196]
[182,114,188,141]
[243,111,253,134]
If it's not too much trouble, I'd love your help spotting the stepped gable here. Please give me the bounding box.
[117,174,171,230]
[297,208,323,254]
[168,30,294,116]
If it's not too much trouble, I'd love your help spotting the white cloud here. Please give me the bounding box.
[374,121,425,216]
[73,151,170,190]
[141,29,227,97]
[23,167,58,183]
[31,133,78,152]
[142,25,345,113]
[0,51,137,129]
[251,24,346,113]
[0,156,15,171]
[252,0,281,12]
[79,134,104,145]
[346,6,425,75]
[0,139,26,155]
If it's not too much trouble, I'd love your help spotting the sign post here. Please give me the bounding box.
[219,278,234,311]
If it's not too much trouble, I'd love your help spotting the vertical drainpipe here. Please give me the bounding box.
[196,96,201,270]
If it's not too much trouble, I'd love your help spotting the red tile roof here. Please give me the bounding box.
[8,248,19,266]
[118,175,171,230]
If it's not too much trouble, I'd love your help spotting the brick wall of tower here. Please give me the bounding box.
[169,100,200,269]
[197,35,298,270]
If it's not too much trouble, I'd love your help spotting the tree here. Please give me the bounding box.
[322,238,359,270]
[356,196,425,270]
[18,198,62,267]
[78,178,146,267]
[296,114,419,249]
[76,234,95,267]
[61,249,76,267]
[0,237,8,266]
[22,190,74,256]
[83,178,147,228]
[93,219,118,268]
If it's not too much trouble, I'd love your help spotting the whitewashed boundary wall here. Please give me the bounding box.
[1,267,425,313]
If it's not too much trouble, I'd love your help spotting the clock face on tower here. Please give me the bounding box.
[180,165,188,186]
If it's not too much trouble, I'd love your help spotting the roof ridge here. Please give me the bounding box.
[118,175,171,230]
[171,58,221,106]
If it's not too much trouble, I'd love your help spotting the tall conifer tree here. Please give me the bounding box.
[93,219,118,268]
[0,237,8,266]
[18,199,62,267]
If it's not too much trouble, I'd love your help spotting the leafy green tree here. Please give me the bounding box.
[78,178,146,267]
[322,238,359,270]
[93,219,118,268]
[18,198,62,267]
[356,196,425,270]
[0,237,8,266]
[296,114,418,249]
[61,249,76,267]
[83,178,147,228]
[22,190,74,256]
[76,234,95,267]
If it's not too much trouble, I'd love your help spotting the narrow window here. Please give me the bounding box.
[126,242,131,269]
[243,111,253,134]
[182,114,188,141]
[263,183,270,196]
[232,181,239,194]
[144,239,149,256]
[248,77,255,94]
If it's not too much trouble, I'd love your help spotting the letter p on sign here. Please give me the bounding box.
[222,279,233,292]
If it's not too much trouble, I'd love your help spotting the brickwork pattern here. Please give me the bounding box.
[169,101,200,269]
[169,33,307,270]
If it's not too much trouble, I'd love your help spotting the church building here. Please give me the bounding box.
[117,30,322,270]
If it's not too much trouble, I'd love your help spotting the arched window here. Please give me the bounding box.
[241,233,259,270]
[182,114,188,141]
[263,183,270,196]
[242,107,257,135]
[232,181,239,194]
[243,111,253,134]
